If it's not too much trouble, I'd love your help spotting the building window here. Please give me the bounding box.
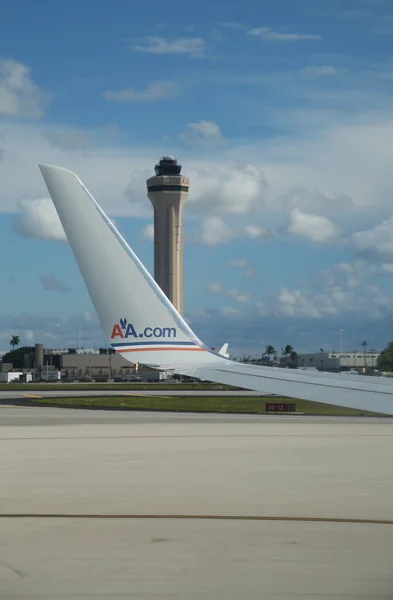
[148,185,189,192]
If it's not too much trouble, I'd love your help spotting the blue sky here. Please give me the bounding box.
[1,0,393,355]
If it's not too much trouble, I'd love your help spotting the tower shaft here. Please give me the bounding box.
[147,157,189,315]
[152,194,185,314]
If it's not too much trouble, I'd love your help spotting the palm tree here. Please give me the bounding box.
[9,335,20,350]
[281,345,293,356]
[265,345,276,363]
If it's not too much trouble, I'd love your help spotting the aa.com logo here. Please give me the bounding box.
[111,318,177,340]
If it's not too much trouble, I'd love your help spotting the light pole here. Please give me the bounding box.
[76,332,79,377]
[370,349,376,369]
[340,329,344,354]
[361,340,368,371]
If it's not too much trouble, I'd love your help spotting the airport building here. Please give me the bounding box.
[1,343,382,381]
[292,351,380,372]
[146,156,189,315]
[2,344,166,382]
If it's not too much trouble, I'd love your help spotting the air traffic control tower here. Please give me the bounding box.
[147,156,189,315]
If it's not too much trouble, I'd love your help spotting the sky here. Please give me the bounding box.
[1,0,393,356]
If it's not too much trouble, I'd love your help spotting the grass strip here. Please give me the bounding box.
[11,395,384,416]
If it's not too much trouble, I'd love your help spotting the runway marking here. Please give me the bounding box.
[0,559,24,578]
[0,433,392,441]
[120,393,173,398]
[119,393,148,397]
[22,394,42,399]
[0,514,391,525]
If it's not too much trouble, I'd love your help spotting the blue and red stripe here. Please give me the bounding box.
[111,340,206,353]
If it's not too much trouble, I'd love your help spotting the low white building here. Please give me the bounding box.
[295,351,380,372]
[296,353,339,371]
[0,372,33,383]
[332,351,380,369]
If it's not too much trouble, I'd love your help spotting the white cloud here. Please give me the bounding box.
[132,37,205,57]
[228,259,248,268]
[13,198,66,241]
[207,282,223,293]
[24,330,34,342]
[42,123,119,153]
[380,263,393,273]
[1,102,393,252]
[0,58,50,118]
[104,81,178,102]
[248,27,321,42]
[0,123,155,217]
[341,8,376,19]
[43,128,93,152]
[302,66,338,76]
[192,219,270,247]
[207,280,251,303]
[179,120,223,146]
[201,217,236,245]
[242,251,392,324]
[220,22,248,30]
[319,259,393,292]
[124,168,159,218]
[142,223,154,241]
[319,261,365,289]
[220,306,238,316]
[188,163,268,216]
[2,300,392,357]
[289,209,338,242]
[352,215,393,260]
[40,273,71,293]
[0,312,104,351]
[270,282,390,321]
[228,259,255,278]
[244,225,267,239]
[378,71,393,80]
[229,290,251,303]
[277,188,354,219]
[270,286,350,319]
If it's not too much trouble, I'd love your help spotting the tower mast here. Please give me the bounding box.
[146,156,189,315]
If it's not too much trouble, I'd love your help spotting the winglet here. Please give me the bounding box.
[218,343,230,358]
[39,164,220,369]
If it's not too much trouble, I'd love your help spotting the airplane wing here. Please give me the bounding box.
[39,164,393,416]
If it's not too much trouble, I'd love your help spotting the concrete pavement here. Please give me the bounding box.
[0,405,392,425]
[0,389,270,401]
[0,408,392,598]
[1,518,392,599]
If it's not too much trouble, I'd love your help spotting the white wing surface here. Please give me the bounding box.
[39,164,393,416]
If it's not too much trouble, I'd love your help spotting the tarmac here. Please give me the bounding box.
[0,389,270,401]
[1,407,392,598]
